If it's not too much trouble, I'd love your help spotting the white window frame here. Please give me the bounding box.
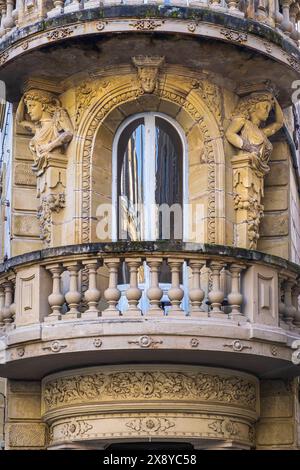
[112,112,189,242]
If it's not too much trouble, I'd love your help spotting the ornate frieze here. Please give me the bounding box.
[42,367,257,412]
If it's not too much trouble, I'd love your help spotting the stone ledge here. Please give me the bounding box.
[1,241,300,276]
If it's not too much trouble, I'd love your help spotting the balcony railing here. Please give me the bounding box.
[0,1,299,45]
[0,242,300,333]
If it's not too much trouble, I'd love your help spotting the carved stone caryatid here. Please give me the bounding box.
[132,56,164,94]
[16,88,73,175]
[226,90,283,249]
[16,87,73,247]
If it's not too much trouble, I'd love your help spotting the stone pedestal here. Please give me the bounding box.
[232,153,265,249]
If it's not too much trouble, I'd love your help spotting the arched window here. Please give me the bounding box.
[112,113,187,241]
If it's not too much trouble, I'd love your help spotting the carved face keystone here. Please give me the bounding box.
[138,67,158,93]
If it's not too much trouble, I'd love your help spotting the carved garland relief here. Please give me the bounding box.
[42,369,257,412]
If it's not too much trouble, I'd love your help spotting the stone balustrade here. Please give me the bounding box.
[0,0,299,45]
[0,242,300,332]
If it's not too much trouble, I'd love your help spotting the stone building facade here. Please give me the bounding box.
[0,0,300,450]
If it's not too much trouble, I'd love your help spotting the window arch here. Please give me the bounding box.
[112,112,188,241]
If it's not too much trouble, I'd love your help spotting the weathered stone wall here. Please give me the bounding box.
[5,380,46,450]
[258,141,290,259]
[11,113,42,257]
[256,379,300,450]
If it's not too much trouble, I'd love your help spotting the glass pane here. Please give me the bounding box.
[155,117,183,240]
[118,118,144,241]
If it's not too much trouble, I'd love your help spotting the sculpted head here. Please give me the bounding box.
[23,89,60,122]
[232,92,275,125]
[137,67,158,93]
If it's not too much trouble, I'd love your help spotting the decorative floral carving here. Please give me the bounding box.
[233,189,264,249]
[47,27,74,41]
[75,80,110,127]
[187,22,198,33]
[132,56,164,94]
[220,29,248,43]
[286,55,300,73]
[191,79,222,128]
[129,20,164,31]
[128,335,163,348]
[0,51,9,65]
[223,340,252,352]
[43,370,257,411]
[291,339,300,365]
[190,338,200,348]
[263,42,272,53]
[62,419,93,439]
[17,347,25,357]
[96,21,107,31]
[93,338,102,348]
[270,345,278,356]
[37,193,65,246]
[125,417,175,433]
[208,418,239,438]
[42,340,68,353]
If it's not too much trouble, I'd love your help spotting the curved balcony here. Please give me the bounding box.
[0,241,300,380]
[0,0,299,46]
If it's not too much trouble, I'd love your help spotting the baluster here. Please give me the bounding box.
[278,274,287,325]
[12,0,22,26]
[228,264,245,317]
[46,264,65,321]
[2,280,13,324]
[208,261,225,316]
[267,0,277,25]
[103,258,121,317]
[64,263,82,318]
[225,0,243,15]
[209,0,223,9]
[256,0,269,22]
[274,0,284,26]
[280,0,293,35]
[289,2,300,40]
[124,258,142,317]
[283,279,296,326]
[292,285,300,328]
[3,0,15,31]
[188,259,205,316]
[83,259,101,318]
[0,1,7,37]
[63,0,80,13]
[47,0,64,18]
[146,257,163,317]
[167,258,184,317]
[0,284,5,326]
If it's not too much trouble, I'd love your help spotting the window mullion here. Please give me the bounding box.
[144,114,156,240]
